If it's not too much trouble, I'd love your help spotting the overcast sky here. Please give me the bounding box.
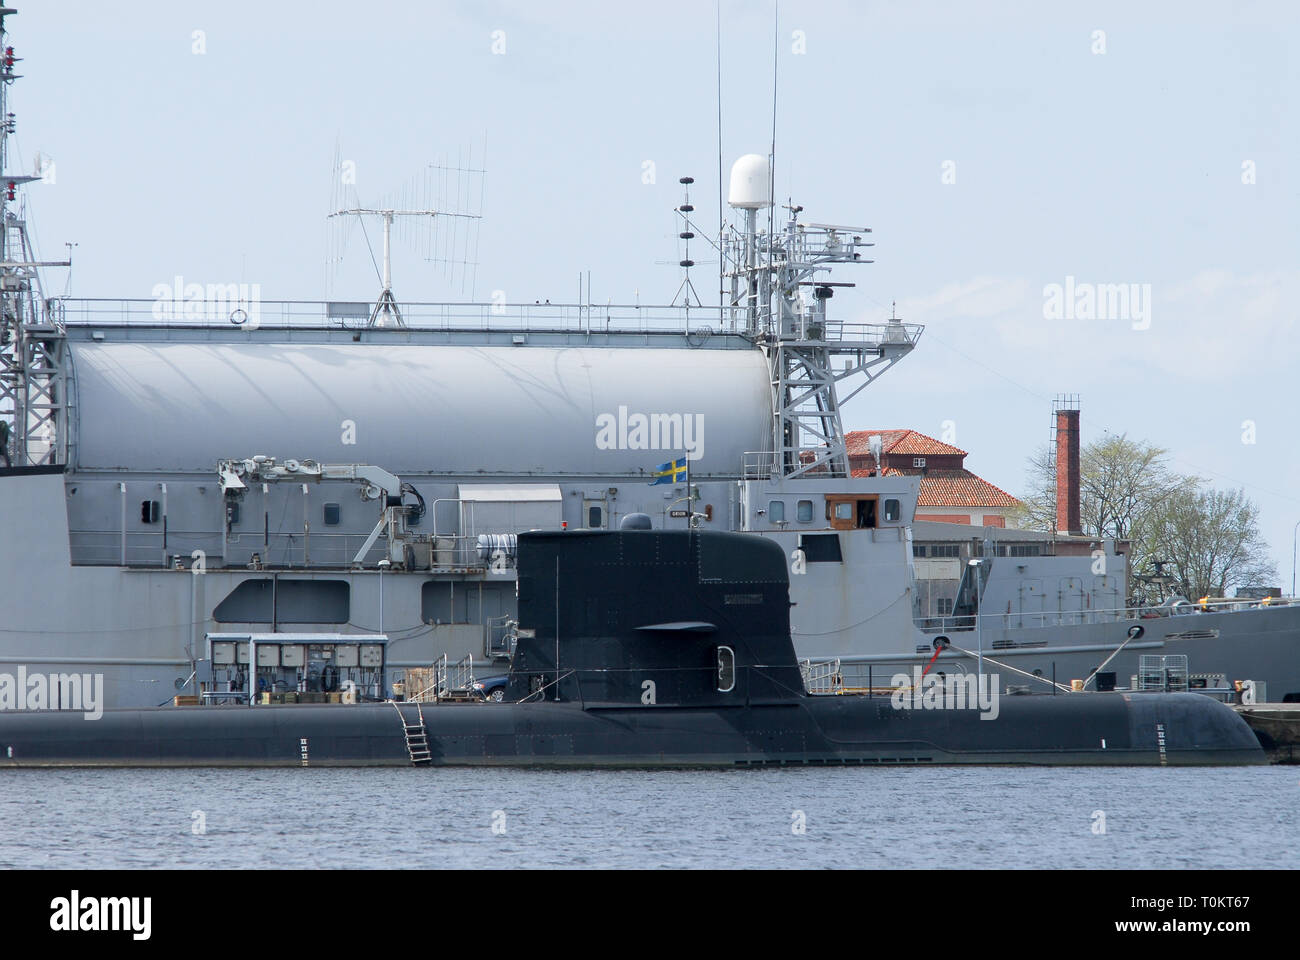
[14,0,1300,586]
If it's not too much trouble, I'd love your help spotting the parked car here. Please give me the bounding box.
[472,675,509,702]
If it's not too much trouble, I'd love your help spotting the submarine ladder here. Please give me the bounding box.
[394,701,432,766]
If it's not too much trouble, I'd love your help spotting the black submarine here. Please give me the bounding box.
[0,527,1266,767]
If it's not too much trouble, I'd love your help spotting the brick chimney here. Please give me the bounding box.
[1055,408,1081,536]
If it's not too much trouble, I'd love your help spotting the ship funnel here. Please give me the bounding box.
[728,154,772,210]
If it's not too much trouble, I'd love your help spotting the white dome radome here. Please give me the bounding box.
[728,154,772,210]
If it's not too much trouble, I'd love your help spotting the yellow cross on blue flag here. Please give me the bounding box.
[648,456,687,485]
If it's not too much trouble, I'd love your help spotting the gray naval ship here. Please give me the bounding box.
[0,527,1265,767]
[0,4,1296,716]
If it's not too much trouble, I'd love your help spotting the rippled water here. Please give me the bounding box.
[2,766,1296,869]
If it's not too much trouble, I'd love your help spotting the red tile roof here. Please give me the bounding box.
[848,466,1022,508]
[845,429,967,458]
[920,470,1019,509]
[844,428,1018,508]
[917,472,1021,508]
[845,429,908,456]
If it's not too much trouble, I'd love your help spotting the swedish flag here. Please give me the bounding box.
[648,456,688,485]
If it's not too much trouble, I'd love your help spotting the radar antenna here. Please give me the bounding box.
[326,145,486,326]
[670,177,704,317]
[327,205,481,328]
[720,150,920,480]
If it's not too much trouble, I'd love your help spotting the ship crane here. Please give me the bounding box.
[217,456,425,568]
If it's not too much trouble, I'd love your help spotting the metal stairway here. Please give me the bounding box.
[393,701,432,765]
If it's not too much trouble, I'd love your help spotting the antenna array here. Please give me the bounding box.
[326,142,486,308]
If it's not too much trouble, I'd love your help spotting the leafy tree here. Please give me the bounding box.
[1014,434,1275,600]
[1145,486,1277,599]
[1013,434,1193,542]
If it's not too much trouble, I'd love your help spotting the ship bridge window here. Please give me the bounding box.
[797,500,813,522]
[768,500,785,523]
[140,500,160,524]
[323,503,341,526]
[826,496,876,530]
[883,499,900,522]
[717,646,736,692]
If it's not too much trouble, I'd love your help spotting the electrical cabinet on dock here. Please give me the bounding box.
[200,632,389,705]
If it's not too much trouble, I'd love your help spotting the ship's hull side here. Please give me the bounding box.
[0,692,1265,768]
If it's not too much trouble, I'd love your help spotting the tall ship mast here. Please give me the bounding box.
[0,5,67,469]
[722,154,914,481]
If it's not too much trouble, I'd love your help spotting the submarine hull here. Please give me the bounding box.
[0,692,1265,768]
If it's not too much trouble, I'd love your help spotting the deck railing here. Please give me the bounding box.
[55,297,752,334]
[799,657,845,695]
[53,297,926,345]
[914,597,1296,635]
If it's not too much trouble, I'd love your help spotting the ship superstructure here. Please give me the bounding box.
[0,6,1297,711]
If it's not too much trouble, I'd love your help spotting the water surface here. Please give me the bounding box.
[3,766,1295,869]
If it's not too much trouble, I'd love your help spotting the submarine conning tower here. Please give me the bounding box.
[506,529,807,705]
